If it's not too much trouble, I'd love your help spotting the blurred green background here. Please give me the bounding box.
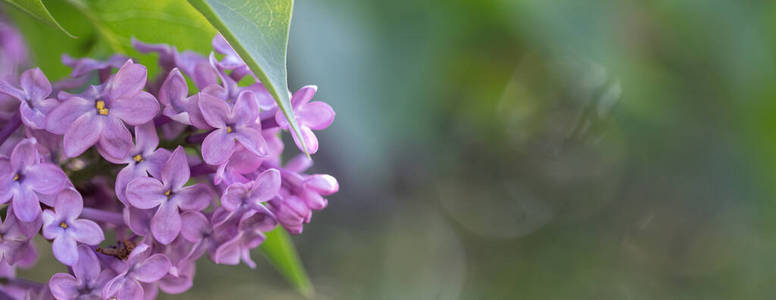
[10,0,776,299]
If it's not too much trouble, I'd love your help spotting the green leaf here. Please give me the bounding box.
[2,0,75,37]
[186,0,310,156]
[259,227,314,298]
[66,0,216,76]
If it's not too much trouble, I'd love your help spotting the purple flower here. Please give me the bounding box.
[199,90,268,165]
[0,68,58,129]
[0,207,40,267]
[157,68,208,129]
[45,60,159,158]
[126,146,213,244]
[41,188,105,265]
[48,245,113,300]
[268,195,311,234]
[157,237,196,294]
[102,243,170,300]
[221,168,280,212]
[275,85,335,154]
[0,138,67,221]
[214,209,276,268]
[100,123,171,205]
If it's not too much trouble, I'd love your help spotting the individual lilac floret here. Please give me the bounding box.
[126,146,213,244]
[221,168,280,212]
[100,122,171,205]
[275,85,335,154]
[48,245,113,300]
[45,60,159,158]
[214,209,277,268]
[102,243,170,300]
[0,68,58,129]
[0,138,67,221]
[41,188,105,265]
[0,207,40,267]
[199,90,267,165]
[157,68,209,129]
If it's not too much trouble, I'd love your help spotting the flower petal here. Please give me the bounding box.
[134,122,159,155]
[54,188,83,219]
[24,163,67,195]
[151,201,181,245]
[233,90,259,125]
[158,69,187,111]
[201,129,235,165]
[63,114,102,158]
[126,177,166,209]
[111,91,159,125]
[213,236,242,265]
[175,184,212,211]
[97,116,133,159]
[305,174,340,195]
[45,97,91,135]
[114,277,144,300]
[0,80,25,101]
[252,169,281,204]
[13,186,40,222]
[106,60,147,100]
[297,101,335,130]
[48,273,79,300]
[197,93,229,128]
[291,85,317,107]
[234,126,268,157]
[221,182,249,212]
[52,235,77,265]
[143,148,171,178]
[133,253,171,282]
[72,244,100,283]
[291,126,319,154]
[115,165,144,205]
[161,146,190,190]
[19,101,48,129]
[179,211,208,242]
[10,138,37,171]
[70,219,104,245]
[20,68,51,102]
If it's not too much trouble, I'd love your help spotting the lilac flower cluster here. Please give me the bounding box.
[0,18,337,300]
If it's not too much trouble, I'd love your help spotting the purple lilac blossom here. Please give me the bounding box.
[275,85,335,154]
[46,60,159,158]
[41,188,105,265]
[0,68,58,129]
[198,90,268,165]
[0,138,67,221]
[48,245,113,300]
[126,146,212,244]
[102,243,170,300]
[0,21,338,298]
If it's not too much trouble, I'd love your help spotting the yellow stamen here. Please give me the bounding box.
[0,233,4,241]
[12,174,18,181]
[164,190,171,196]
[96,100,109,115]
[132,154,143,162]
[59,222,68,229]
[226,126,233,133]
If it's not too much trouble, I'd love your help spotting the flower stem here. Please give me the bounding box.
[80,207,125,225]
[0,112,21,146]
